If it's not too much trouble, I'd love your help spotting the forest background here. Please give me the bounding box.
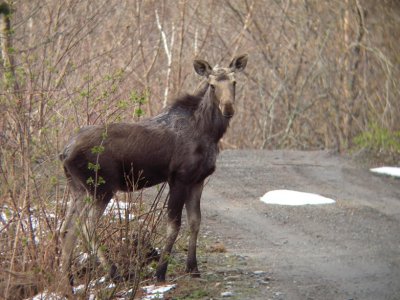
[0,0,399,298]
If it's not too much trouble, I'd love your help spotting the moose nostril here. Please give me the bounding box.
[222,104,234,117]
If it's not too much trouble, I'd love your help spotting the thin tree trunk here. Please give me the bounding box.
[1,1,20,97]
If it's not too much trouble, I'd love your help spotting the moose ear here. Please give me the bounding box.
[193,59,213,77]
[229,54,248,72]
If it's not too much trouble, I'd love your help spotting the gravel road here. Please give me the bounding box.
[200,150,400,300]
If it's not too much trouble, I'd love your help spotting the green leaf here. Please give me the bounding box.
[86,177,94,185]
[88,162,100,172]
[91,145,105,155]
[135,107,144,117]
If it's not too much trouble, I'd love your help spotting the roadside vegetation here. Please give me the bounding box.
[0,0,399,298]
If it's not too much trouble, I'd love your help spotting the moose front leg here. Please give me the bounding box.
[184,181,204,276]
[155,181,186,281]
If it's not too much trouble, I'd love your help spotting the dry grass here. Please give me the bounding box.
[207,242,227,254]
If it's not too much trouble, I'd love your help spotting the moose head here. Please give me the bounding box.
[193,54,248,118]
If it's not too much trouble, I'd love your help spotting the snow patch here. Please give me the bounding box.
[25,277,176,299]
[141,284,176,300]
[25,291,66,300]
[73,284,86,294]
[370,166,400,178]
[260,190,335,206]
[0,205,58,243]
[104,198,135,220]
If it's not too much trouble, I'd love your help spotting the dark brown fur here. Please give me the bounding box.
[60,55,248,287]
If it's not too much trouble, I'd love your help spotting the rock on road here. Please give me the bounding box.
[201,150,400,300]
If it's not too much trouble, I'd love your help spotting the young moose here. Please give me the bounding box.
[60,54,248,285]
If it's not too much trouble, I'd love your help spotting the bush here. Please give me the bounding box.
[353,122,400,164]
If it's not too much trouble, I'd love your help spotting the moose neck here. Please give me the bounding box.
[194,84,230,142]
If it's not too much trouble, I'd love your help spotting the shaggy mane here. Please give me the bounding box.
[170,94,202,111]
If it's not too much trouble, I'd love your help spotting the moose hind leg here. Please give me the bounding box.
[80,192,116,279]
[185,182,203,276]
[61,221,79,287]
[61,189,86,287]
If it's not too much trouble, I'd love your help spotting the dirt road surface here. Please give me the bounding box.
[200,150,400,300]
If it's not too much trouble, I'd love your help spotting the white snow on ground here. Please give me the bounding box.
[141,284,176,300]
[25,282,176,300]
[27,292,66,300]
[370,166,400,178]
[0,206,58,245]
[104,198,135,220]
[0,209,8,230]
[260,190,335,206]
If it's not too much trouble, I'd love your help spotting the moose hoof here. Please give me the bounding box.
[61,275,75,298]
[109,264,124,283]
[155,263,168,282]
[68,273,74,286]
[190,272,201,278]
[156,274,166,282]
[155,270,166,282]
[186,267,200,278]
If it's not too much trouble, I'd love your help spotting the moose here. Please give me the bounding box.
[59,54,248,286]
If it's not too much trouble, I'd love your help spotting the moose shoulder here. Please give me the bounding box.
[60,54,248,288]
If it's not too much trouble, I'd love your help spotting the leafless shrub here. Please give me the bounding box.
[1,182,168,298]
